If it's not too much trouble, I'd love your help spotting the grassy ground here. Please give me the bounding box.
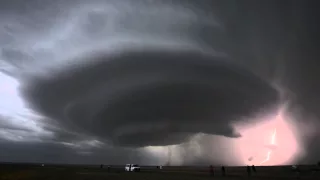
[1,164,320,180]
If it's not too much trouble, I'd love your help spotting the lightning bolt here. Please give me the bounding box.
[271,128,277,144]
[260,128,277,165]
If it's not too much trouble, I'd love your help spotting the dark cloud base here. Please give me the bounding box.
[22,49,280,147]
[1,0,319,165]
[0,141,149,165]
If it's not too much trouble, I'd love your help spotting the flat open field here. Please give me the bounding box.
[1,163,320,180]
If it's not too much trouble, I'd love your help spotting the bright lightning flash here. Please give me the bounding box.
[260,128,277,165]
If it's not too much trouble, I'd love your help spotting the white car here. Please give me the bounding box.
[125,164,141,172]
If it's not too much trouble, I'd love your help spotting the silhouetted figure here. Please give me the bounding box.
[107,165,110,172]
[209,165,214,176]
[221,166,226,176]
[247,165,251,177]
[318,161,320,166]
[252,165,256,173]
[100,164,104,169]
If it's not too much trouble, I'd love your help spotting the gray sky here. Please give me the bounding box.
[0,0,319,165]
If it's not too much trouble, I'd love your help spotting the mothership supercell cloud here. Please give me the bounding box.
[0,0,319,165]
[21,48,279,147]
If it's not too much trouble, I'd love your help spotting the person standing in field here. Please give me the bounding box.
[221,166,226,176]
[252,165,256,173]
[247,165,251,177]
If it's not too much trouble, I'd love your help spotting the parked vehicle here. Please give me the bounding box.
[125,164,140,172]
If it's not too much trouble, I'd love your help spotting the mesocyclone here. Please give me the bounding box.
[1,0,281,147]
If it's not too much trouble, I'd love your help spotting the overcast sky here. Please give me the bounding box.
[0,0,319,166]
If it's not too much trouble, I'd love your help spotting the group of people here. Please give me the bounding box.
[247,165,257,176]
[209,165,257,177]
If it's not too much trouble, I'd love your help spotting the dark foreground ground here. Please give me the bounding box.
[1,163,320,180]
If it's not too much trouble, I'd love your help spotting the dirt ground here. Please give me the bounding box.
[1,164,320,180]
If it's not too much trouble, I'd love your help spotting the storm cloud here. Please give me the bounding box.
[0,0,319,165]
[21,48,279,147]
[0,140,150,165]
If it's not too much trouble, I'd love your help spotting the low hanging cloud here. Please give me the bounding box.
[21,48,280,147]
[3,0,280,151]
[0,140,150,165]
[1,0,319,165]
